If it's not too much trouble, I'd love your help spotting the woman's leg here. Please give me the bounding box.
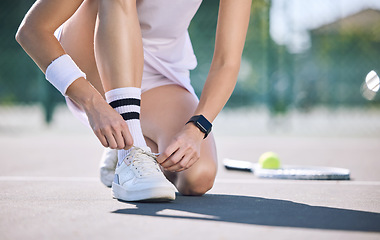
[59,0,104,96]
[59,0,117,187]
[141,84,218,196]
[95,0,143,91]
[63,0,146,151]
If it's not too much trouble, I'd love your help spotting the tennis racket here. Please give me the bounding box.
[223,158,350,180]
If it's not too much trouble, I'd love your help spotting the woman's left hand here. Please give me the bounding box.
[156,123,205,172]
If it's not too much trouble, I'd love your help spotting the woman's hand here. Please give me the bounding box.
[156,123,205,172]
[84,97,134,150]
[67,77,134,150]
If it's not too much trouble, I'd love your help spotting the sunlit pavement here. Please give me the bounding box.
[1,108,379,240]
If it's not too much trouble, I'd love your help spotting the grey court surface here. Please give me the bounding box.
[0,107,380,240]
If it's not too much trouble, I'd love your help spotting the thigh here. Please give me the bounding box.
[141,84,218,195]
[59,0,105,97]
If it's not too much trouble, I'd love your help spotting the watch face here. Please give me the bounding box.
[187,115,212,138]
[196,121,207,133]
[197,115,212,134]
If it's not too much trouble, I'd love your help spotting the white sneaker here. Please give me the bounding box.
[112,146,176,202]
[99,148,118,187]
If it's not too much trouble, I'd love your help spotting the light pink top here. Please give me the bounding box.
[139,0,202,96]
[65,0,203,125]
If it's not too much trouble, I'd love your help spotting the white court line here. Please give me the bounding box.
[0,176,380,186]
[0,176,98,182]
[215,178,380,186]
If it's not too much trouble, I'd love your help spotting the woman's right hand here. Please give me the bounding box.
[85,97,133,150]
[67,78,134,150]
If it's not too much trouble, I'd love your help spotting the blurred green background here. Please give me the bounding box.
[1,0,379,131]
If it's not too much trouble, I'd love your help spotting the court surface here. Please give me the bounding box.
[0,107,379,240]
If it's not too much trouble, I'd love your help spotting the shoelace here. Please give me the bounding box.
[131,147,161,177]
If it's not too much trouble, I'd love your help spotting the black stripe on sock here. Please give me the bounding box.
[109,98,141,108]
[120,112,140,121]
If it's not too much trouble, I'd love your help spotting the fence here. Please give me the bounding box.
[189,0,380,112]
[1,0,379,127]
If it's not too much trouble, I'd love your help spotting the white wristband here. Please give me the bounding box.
[45,54,86,96]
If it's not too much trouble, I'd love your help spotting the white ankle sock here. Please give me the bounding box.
[105,87,147,165]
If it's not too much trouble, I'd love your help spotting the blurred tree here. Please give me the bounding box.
[0,0,61,122]
[304,9,380,107]
[189,0,280,109]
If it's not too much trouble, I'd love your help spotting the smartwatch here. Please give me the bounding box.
[186,115,212,139]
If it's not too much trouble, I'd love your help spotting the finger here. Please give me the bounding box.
[160,150,180,168]
[185,154,200,169]
[104,132,118,149]
[161,146,188,169]
[157,141,179,164]
[178,153,194,171]
[174,151,200,172]
[161,157,182,172]
[95,131,109,148]
[164,157,184,172]
[165,161,184,172]
[165,150,192,172]
[112,131,126,149]
[118,121,133,149]
[121,128,133,150]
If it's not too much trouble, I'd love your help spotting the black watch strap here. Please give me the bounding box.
[186,115,212,139]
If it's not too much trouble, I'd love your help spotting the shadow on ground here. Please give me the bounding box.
[112,194,380,232]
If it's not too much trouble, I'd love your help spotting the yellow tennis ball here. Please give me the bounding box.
[259,152,281,169]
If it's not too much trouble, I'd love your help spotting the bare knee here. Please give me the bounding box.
[176,162,217,196]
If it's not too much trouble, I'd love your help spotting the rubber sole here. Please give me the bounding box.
[112,182,176,202]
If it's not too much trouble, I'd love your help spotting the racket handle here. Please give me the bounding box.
[223,159,254,172]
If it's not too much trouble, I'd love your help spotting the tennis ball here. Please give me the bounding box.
[259,152,281,169]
